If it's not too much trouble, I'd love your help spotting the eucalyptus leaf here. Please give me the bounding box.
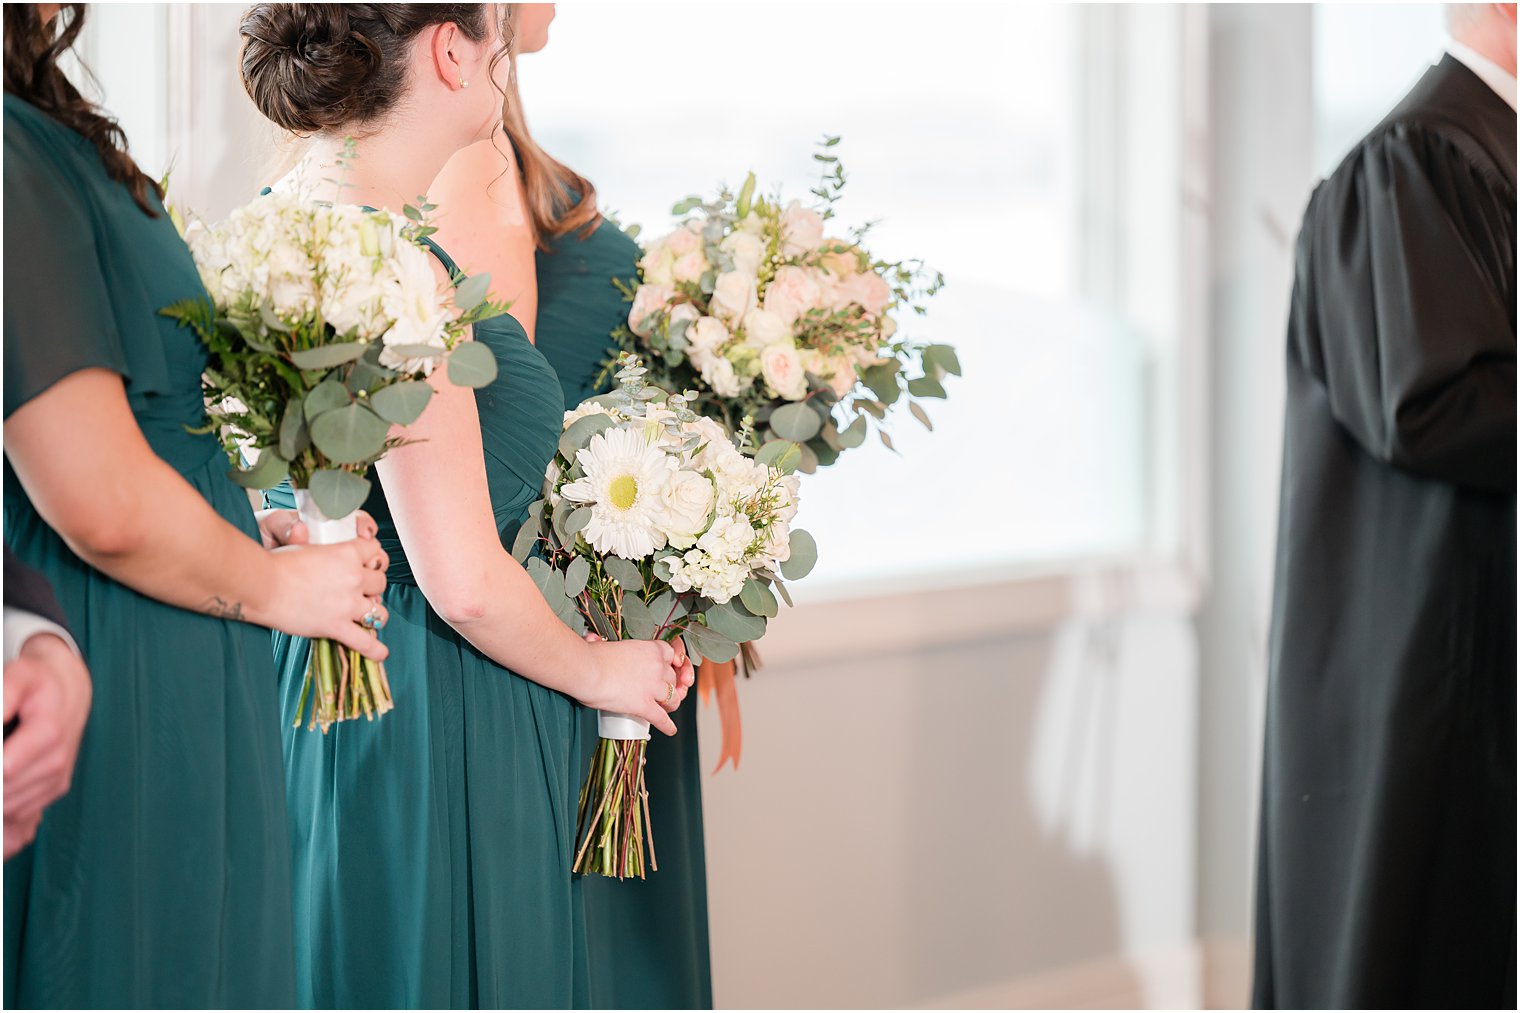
[559,413,617,461]
[907,375,948,399]
[259,303,290,334]
[621,594,657,641]
[683,621,739,664]
[304,380,350,422]
[740,579,779,618]
[754,439,802,474]
[838,415,869,449]
[796,441,820,475]
[368,380,433,425]
[863,362,903,406]
[769,402,823,443]
[565,507,592,540]
[780,529,818,581]
[551,497,574,544]
[564,556,590,598]
[226,450,288,490]
[309,403,391,463]
[604,556,645,595]
[704,601,766,643]
[809,438,840,469]
[923,343,963,376]
[308,468,372,520]
[386,342,451,360]
[446,340,498,388]
[510,518,539,563]
[880,430,898,453]
[345,356,397,395]
[278,401,309,459]
[453,272,491,313]
[649,591,689,626]
[910,402,934,431]
[773,579,794,608]
[289,342,369,371]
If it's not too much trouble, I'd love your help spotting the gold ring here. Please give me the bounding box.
[664,682,675,705]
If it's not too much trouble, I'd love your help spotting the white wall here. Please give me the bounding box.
[695,571,1202,1009]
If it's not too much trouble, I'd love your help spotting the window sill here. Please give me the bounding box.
[756,553,1204,669]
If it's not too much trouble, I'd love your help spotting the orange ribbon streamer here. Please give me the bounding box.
[697,659,743,774]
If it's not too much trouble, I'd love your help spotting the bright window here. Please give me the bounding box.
[522,4,1182,594]
[72,2,1188,597]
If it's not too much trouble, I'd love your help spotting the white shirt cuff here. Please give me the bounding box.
[4,607,81,664]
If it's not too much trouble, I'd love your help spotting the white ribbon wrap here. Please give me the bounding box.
[293,489,359,546]
[598,711,651,741]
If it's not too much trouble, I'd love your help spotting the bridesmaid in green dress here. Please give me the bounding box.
[430,8,715,1007]
[2,6,391,1007]
[239,5,695,1007]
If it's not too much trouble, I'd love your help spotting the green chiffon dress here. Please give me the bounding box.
[269,241,586,1008]
[2,95,296,1008]
[537,220,716,1009]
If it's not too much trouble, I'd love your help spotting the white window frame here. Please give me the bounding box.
[77,4,1212,657]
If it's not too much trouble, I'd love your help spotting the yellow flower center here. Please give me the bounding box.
[609,474,639,510]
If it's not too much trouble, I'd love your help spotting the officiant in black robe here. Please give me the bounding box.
[1252,18,1517,1011]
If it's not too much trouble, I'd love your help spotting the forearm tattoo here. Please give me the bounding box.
[200,596,245,621]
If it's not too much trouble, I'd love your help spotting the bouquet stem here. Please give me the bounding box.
[573,715,657,879]
[289,489,394,733]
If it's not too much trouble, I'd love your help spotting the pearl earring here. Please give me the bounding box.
[460,79,470,89]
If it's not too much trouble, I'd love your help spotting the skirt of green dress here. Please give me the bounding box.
[3,454,296,1010]
[276,581,589,1009]
[580,694,714,1009]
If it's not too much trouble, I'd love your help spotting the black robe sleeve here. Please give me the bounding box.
[1296,122,1516,492]
[3,545,69,632]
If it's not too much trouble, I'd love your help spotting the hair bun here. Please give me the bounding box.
[240,3,383,135]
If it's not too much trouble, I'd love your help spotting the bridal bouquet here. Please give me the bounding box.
[614,136,959,477]
[515,355,815,879]
[165,188,502,732]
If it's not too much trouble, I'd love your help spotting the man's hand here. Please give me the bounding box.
[3,632,92,856]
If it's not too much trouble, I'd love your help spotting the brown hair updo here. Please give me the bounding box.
[3,4,161,214]
[239,3,508,135]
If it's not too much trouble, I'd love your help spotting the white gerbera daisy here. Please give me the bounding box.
[561,427,676,559]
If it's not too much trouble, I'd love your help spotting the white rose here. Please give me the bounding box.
[629,283,676,337]
[701,355,744,397]
[759,341,808,400]
[741,308,790,349]
[686,316,729,368]
[763,520,792,567]
[720,230,766,277]
[776,474,802,523]
[779,200,825,257]
[639,241,677,285]
[672,249,709,285]
[667,302,701,329]
[658,471,717,548]
[665,223,703,256]
[762,265,825,326]
[709,270,757,324]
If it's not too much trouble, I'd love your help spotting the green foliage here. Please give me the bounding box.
[780,529,818,581]
[309,467,371,519]
[445,340,498,388]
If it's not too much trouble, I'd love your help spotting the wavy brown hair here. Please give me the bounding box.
[3,3,161,215]
[498,5,597,249]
